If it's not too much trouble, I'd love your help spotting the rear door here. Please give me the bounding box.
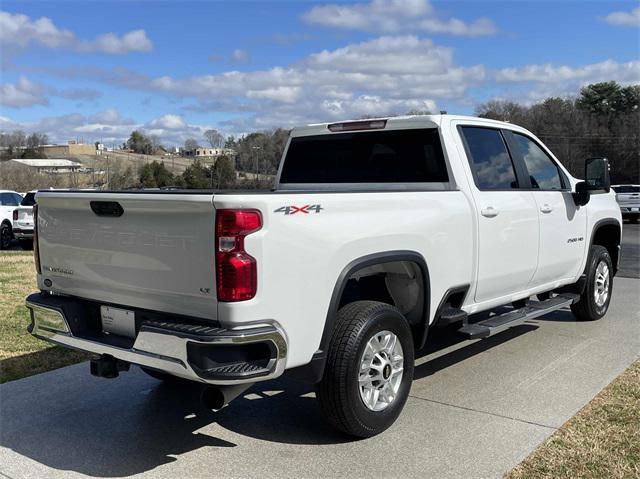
[458,126,539,303]
[506,132,587,284]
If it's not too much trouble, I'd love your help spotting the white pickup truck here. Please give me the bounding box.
[26,115,621,437]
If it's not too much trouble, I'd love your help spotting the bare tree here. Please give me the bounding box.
[184,138,199,152]
[204,129,225,148]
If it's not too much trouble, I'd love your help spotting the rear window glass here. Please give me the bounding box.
[21,193,36,206]
[613,186,640,193]
[279,128,448,184]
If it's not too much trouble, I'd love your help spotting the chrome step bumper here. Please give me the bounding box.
[26,294,287,385]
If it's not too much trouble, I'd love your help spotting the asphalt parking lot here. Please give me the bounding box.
[1,225,638,479]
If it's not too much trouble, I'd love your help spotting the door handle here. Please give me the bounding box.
[540,204,553,214]
[481,206,499,218]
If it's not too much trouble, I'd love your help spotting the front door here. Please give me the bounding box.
[458,126,539,303]
[508,132,587,284]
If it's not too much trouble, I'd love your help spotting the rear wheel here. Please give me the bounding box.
[317,301,414,438]
[0,223,11,250]
[571,245,613,321]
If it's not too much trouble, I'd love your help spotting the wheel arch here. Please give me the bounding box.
[590,218,621,276]
[286,250,430,383]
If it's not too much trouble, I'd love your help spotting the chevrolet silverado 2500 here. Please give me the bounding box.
[26,115,621,437]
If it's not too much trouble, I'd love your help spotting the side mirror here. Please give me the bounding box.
[573,181,590,206]
[585,157,611,193]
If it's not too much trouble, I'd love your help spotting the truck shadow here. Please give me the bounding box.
[1,314,545,477]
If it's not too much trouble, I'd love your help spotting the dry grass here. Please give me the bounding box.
[0,252,88,383]
[508,359,640,479]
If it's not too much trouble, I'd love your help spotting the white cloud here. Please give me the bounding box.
[147,114,187,130]
[231,49,250,63]
[81,29,153,55]
[0,76,47,108]
[139,35,483,128]
[303,0,497,36]
[605,6,640,27]
[0,11,153,56]
[0,110,211,146]
[420,17,497,36]
[495,59,640,84]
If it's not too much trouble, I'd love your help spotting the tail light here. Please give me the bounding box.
[13,209,18,221]
[33,203,41,274]
[215,209,261,301]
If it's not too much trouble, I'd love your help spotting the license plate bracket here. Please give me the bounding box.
[100,306,136,338]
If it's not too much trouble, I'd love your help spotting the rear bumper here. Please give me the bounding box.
[26,293,287,385]
[13,229,33,239]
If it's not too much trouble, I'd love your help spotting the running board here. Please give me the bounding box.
[457,294,579,339]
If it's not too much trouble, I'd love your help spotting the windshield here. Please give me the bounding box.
[20,193,36,206]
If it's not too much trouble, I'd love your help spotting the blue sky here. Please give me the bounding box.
[1,0,639,146]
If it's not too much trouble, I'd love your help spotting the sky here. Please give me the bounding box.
[0,0,639,147]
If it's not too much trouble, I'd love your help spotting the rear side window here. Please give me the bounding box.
[512,133,563,190]
[460,127,518,190]
[21,193,36,206]
[279,128,448,184]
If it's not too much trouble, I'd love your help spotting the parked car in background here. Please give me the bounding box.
[612,184,640,223]
[0,190,24,249]
[12,191,37,250]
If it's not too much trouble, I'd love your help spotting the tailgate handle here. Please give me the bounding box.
[90,201,124,217]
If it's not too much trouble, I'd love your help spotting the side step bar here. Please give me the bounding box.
[458,294,579,339]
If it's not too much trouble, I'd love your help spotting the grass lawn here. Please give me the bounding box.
[508,359,640,479]
[0,252,88,384]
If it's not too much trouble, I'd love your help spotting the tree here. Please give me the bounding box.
[184,138,199,152]
[126,130,153,154]
[182,160,209,188]
[474,81,640,184]
[204,129,225,148]
[138,161,175,187]
[211,156,236,188]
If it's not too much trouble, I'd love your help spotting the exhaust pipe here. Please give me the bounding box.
[201,383,253,411]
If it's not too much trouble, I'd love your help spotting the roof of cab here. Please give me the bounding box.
[290,114,514,137]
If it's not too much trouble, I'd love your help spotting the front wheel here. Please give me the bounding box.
[571,245,613,321]
[317,301,414,438]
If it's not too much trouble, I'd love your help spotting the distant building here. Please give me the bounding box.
[41,141,96,157]
[183,147,236,158]
[10,158,82,174]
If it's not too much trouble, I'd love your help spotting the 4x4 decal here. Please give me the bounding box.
[274,204,323,215]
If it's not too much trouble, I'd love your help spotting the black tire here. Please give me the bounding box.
[317,301,414,438]
[18,239,33,250]
[141,367,190,385]
[0,223,11,250]
[571,245,613,321]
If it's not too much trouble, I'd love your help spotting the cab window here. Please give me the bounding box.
[460,127,519,190]
[512,133,564,190]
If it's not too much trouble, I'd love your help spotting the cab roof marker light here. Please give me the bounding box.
[327,119,387,132]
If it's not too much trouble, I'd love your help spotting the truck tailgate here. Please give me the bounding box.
[36,192,218,320]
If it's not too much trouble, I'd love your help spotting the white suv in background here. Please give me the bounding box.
[612,184,640,223]
[12,190,37,250]
[0,190,24,249]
